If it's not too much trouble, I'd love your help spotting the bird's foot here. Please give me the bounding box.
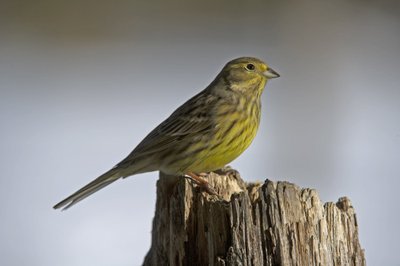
[185,172,218,196]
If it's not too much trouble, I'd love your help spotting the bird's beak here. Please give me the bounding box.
[263,67,280,79]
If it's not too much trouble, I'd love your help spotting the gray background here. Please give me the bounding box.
[1,0,399,265]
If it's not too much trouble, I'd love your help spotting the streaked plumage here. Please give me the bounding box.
[54,57,279,210]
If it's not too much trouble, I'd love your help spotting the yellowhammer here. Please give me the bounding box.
[54,57,279,210]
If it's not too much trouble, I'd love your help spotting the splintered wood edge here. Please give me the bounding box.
[159,168,354,216]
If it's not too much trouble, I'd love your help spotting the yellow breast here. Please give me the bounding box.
[186,98,261,173]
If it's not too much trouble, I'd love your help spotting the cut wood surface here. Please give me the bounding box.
[143,168,365,266]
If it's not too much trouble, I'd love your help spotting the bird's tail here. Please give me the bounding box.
[53,168,121,210]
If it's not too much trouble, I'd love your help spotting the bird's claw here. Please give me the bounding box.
[185,173,219,196]
[199,182,218,196]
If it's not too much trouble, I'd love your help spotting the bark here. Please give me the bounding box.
[143,168,365,266]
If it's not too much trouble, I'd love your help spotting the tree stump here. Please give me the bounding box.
[143,168,365,266]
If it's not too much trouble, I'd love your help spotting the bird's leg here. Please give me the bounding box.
[185,172,218,196]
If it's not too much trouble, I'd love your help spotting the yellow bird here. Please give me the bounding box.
[54,57,279,210]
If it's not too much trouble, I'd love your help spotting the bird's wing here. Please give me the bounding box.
[120,92,216,163]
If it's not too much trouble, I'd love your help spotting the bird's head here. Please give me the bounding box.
[217,57,279,97]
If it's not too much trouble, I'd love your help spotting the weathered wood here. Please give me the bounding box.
[143,168,365,266]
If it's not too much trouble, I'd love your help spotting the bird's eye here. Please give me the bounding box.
[245,63,255,71]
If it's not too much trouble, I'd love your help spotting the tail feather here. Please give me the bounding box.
[53,169,121,210]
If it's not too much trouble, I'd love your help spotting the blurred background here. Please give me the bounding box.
[1,0,399,265]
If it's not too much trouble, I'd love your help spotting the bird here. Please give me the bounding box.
[53,57,279,210]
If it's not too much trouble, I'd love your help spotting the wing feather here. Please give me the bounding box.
[119,91,217,164]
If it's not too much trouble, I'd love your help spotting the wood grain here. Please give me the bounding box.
[143,168,365,266]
